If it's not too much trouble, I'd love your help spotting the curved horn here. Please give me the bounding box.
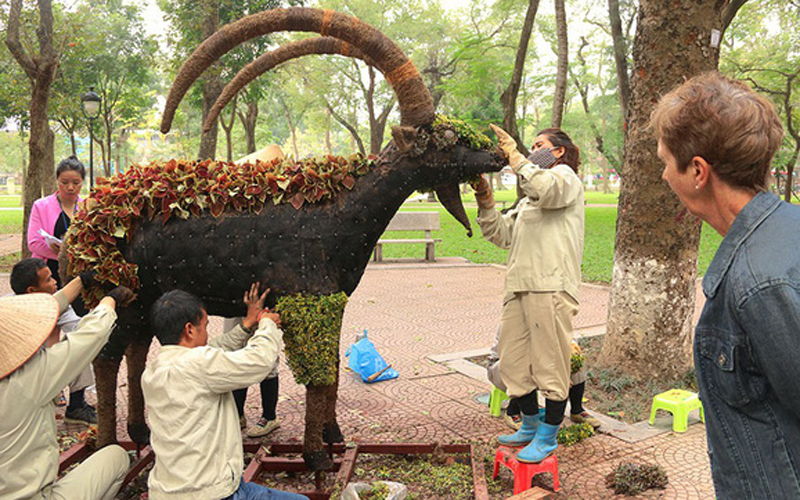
[204,36,374,133]
[162,7,434,133]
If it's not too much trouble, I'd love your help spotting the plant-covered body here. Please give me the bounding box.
[71,6,503,472]
[69,126,501,468]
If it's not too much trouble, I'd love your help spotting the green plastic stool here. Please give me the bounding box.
[649,389,705,432]
[489,386,509,417]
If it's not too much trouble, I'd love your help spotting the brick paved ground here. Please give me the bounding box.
[1,258,713,499]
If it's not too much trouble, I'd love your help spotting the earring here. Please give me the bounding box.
[695,185,699,190]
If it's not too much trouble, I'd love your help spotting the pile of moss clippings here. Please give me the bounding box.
[351,452,474,500]
[253,450,474,499]
[605,461,668,496]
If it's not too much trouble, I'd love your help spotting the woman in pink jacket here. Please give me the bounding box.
[27,156,85,287]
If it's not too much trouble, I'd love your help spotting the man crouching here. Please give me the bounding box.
[142,284,307,500]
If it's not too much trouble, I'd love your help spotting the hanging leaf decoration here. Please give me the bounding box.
[66,154,377,306]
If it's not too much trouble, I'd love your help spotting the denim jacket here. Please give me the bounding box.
[696,191,800,499]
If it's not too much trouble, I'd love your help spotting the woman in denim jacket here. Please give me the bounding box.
[652,72,798,499]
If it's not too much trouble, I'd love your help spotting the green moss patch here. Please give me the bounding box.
[275,292,348,386]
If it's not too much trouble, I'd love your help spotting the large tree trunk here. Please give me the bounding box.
[600,0,746,379]
[198,0,221,160]
[551,0,568,128]
[23,80,56,256]
[6,0,59,256]
[608,0,631,123]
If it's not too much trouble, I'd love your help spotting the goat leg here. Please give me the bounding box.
[93,356,122,447]
[303,384,333,471]
[321,368,343,445]
[125,341,151,445]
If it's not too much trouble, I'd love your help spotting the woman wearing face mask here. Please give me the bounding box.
[27,156,86,287]
[473,125,584,463]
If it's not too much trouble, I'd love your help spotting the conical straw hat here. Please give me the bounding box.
[0,293,60,380]
[235,145,284,165]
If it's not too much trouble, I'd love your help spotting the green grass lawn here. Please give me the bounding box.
[0,210,23,234]
[0,195,21,208]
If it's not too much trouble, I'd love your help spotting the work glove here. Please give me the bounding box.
[490,124,527,170]
[78,270,98,289]
[470,175,495,210]
[105,286,137,308]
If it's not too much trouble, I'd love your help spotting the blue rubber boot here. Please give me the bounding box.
[497,409,543,446]
[517,417,559,463]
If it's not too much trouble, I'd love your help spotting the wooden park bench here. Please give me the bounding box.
[373,211,441,262]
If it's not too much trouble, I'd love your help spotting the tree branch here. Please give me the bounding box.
[5,0,37,80]
[722,0,749,34]
[325,99,365,156]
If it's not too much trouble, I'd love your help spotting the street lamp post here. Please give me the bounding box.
[81,87,102,188]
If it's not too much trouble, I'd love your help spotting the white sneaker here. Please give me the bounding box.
[246,418,280,437]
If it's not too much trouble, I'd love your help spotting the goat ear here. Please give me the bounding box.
[391,125,418,153]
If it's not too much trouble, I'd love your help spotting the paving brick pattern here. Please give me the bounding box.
[0,259,714,498]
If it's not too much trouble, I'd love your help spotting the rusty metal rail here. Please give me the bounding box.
[59,441,489,499]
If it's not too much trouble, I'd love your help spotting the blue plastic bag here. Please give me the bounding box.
[345,332,399,383]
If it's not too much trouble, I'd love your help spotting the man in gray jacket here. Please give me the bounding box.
[142,284,307,500]
[0,274,134,499]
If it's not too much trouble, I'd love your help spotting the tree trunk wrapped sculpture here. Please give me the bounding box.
[63,7,504,471]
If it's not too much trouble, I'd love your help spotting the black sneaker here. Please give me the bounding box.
[64,404,98,425]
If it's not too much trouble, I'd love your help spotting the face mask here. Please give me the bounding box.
[527,147,558,169]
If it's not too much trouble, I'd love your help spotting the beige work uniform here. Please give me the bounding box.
[0,295,129,500]
[141,318,282,500]
[477,161,584,401]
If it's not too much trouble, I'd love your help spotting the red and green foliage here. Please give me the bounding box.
[66,154,376,306]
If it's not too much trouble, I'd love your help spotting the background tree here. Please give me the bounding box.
[607,0,632,122]
[159,0,287,160]
[500,0,539,156]
[723,1,800,202]
[5,0,61,256]
[75,0,158,176]
[550,0,568,128]
[599,0,748,379]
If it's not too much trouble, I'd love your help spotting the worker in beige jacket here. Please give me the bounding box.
[0,274,134,500]
[475,124,584,464]
[141,284,307,500]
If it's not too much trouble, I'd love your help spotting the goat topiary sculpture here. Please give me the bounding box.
[64,7,504,471]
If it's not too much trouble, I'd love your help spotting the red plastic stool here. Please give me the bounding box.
[492,445,560,494]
